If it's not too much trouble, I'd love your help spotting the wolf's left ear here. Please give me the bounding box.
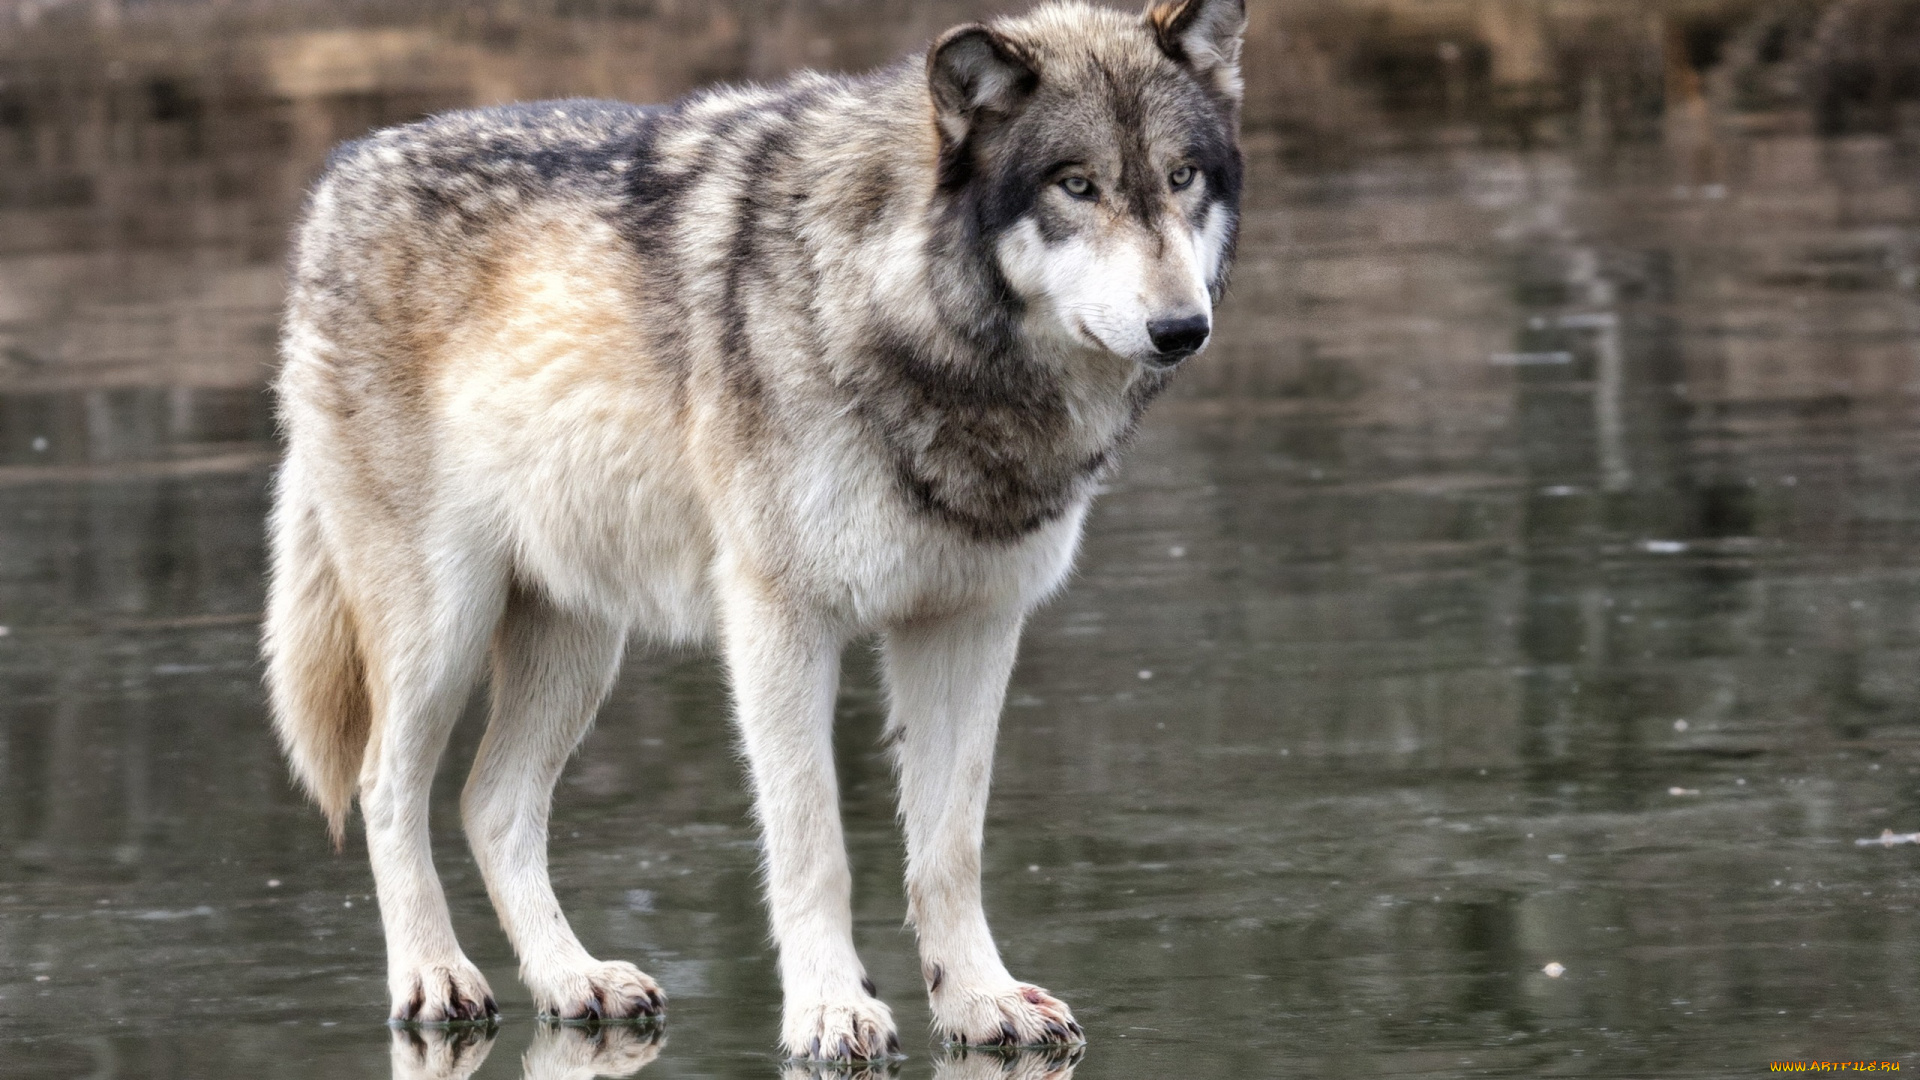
[1145,0,1247,103]
[928,25,1039,148]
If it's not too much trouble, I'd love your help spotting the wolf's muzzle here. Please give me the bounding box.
[1146,314,1210,365]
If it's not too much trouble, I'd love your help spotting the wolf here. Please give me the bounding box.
[263,0,1243,1061]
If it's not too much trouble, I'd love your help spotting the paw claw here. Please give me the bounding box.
[933,982,1081,1049]
[390,961,497,1026]
[536,960,665,1021]
[784,996,899,1062]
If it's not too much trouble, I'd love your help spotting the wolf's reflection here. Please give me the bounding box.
[782,1045,1083,1080]
[390,1021,663,1080]
[391,1025,1077,1080]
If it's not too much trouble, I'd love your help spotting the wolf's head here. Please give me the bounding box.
[927,0,1244,369]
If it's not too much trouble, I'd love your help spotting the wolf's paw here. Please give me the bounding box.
[535,960,666,1021]
[932,1045,1084,1080]
[782,995,901,1062]
[390,959,498,1025]
[388,1023,498,1080]
[524,1019,664,1080]
[933,983,1082,1049]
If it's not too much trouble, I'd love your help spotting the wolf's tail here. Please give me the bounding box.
[262,464,370,851]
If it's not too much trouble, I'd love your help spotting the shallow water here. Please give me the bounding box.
[9,35,1920,1080]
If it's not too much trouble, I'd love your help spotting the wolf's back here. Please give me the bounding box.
[285,99,651,372]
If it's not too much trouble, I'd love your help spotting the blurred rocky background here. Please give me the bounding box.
[4,0,1920,392]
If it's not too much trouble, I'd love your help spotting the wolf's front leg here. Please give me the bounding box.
[722,582,897,1062]
[884,612,1083,1049]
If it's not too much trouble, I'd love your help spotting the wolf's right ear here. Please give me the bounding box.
[927,25,1039,148]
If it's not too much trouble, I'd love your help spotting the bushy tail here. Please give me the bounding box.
[263,470,370,850]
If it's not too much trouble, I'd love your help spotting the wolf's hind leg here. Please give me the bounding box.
[355,554,507,1024]
[463,586,664,1020]
[721,582,896,1062]
[884,612,1083,1049]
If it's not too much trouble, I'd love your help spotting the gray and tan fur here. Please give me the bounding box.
[264,0,1244,1061]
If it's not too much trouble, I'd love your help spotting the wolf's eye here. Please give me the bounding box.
[1059,176,1097,200]
[1169,165,1197,190]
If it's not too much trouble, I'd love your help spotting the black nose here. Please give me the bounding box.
[1146,314,1210,360]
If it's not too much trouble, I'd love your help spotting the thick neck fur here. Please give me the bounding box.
[781,65,1169,544]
